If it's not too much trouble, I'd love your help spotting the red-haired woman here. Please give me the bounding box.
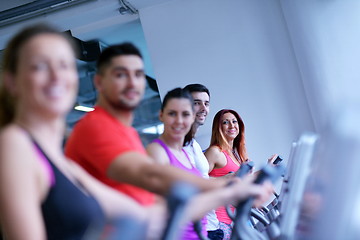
[204,109,248,240]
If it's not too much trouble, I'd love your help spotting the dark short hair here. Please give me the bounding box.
[161,88,196,146]
[161,87,194,111]
[183,83,210,99]
[96,42,143,74]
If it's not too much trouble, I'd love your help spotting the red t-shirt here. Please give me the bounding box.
[65,106,155,206]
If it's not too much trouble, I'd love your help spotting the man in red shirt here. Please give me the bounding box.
[65,43,272,212]
[65,43,228,206]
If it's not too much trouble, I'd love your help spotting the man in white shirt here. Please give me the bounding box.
[183,84,224,240]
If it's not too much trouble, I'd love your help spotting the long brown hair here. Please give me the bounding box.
[209,109,248,163]
[0,23,77,127]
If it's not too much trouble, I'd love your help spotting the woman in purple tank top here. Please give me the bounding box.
[147,88,207,240]
[146,88,275,240]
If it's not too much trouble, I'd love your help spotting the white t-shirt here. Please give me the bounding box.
[184,139,220,230]
[184,139,210,178]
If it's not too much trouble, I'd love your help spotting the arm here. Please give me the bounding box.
[107,152,228,196]
[185,174,274,221]
[204,146,228,173]
[67,160,168,239]
[67,160,147,220]
[0,128,47,240]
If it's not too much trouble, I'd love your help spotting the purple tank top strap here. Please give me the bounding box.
[152,139,201,177]
[152,139,177,165]
[21,128,55,186]
[32,142,56,186]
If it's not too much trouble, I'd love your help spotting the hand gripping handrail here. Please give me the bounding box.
[230,164,285,240]
[161,181,198,240]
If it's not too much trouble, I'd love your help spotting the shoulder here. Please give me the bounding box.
[0,124,29,150]
[146,142,159,153]
[204,145,222,155]
[204,145,224,161]
[67,109,138,151]
[0,125,42,182]
[73,108,113,133]
[183,142,194,154]
[192,140,206,155]
[184,140,203,157]
[146,141,169,165]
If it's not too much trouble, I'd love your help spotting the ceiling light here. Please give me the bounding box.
[74,105,94,112]
[142,124,164,134]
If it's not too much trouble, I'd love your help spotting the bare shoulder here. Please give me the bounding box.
[0,124,44,194]
[0,124,25,141]
[0,126,49,240]
[0,125,32,158]
[146,142,169,165]
[145,142,159,154]
[204,145,223,158]
[204,145,227,167]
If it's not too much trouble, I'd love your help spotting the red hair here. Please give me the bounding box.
[209,109,248,163]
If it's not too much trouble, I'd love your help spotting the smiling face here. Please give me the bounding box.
[191,91,210,126]
[220,112,240,142]
[96,55,145,111]
[160,98,195,141]
[13,34,78,118]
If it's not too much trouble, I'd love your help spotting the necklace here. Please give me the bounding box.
[230,149,242,163]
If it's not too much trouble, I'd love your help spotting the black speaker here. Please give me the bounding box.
[73,37,101,62]
[146,75,159,92]
[64,30,101,62]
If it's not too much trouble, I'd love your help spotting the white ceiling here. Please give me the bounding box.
[0,0,173,49]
